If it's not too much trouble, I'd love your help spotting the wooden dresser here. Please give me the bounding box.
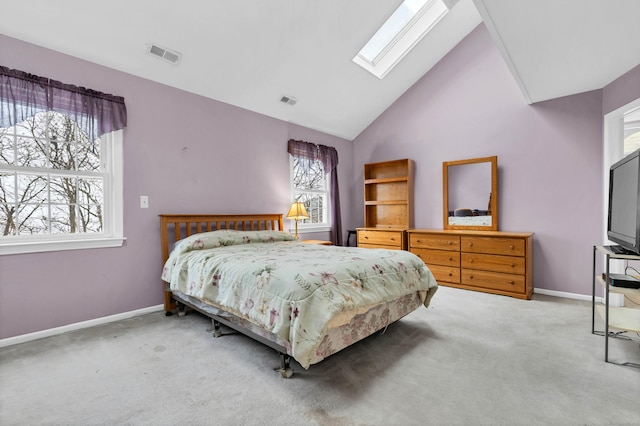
[407,229,533,299]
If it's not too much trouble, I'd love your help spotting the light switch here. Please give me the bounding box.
[140,195,149,208]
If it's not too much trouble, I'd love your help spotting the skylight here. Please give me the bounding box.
[354,0,455,79]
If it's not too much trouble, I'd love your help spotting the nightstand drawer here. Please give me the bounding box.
[461,253,525,275]
[461,237,525,256]
[358,230,404,248]
[409,233,460,251]
[411,248,460,267]
[358,243,403,250]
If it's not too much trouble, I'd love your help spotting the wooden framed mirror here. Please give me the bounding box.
[443,156,498,231]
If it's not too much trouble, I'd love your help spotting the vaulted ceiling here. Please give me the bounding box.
[1,1,639,140]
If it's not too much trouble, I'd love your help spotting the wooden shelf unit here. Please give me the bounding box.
[363,159,414,229]
[358,159,414,250]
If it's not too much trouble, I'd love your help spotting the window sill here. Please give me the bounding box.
[291,225,332,234]
[0,236,126,255]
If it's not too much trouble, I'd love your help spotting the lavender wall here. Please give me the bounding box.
[350,25,605,296]
[2,26,638,339]
[0,35,352,339]
[603,64,640,115]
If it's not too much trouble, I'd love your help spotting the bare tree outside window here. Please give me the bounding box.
[0,111,104,237]
[624,109,640,155]
[291,156,329,226]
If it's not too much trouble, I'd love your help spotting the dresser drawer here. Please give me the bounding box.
[411,248,460,267]
[461,253,525,275]
[409,233,460,251]
[461,269,525,293]
[428,265,460,284]
[461,237,525,256]
[358,230,404,248]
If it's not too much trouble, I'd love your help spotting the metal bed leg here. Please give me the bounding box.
[177,303,187,317]
[168,293,295,375]
[278,353,294,378]
[211,319,223,338]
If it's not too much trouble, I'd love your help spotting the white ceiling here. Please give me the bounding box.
[475,0,640,104]
[1,1,639,140]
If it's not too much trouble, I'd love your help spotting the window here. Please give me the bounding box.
[290,155,330,231]
[0,66,126,255]
[603,98,640,273]
[287,139,342,244]
[624,107,640,155]
[353,0,454,79]
[0,112,123,254]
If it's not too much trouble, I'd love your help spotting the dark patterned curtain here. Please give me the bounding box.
[0,66,127,143]
[288,139,343,246]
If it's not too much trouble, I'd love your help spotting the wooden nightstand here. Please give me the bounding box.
[301,240,332,245]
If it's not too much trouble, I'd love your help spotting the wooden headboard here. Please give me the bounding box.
[159,213,285,312]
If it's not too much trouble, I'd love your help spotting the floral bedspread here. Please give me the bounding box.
[161,230,438,368]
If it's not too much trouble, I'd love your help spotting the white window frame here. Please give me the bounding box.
[353,0,454,79]
[289,155,331,234]
[602,97,640,273]
[0,129,124,255]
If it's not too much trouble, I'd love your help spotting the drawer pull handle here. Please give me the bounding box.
[390,238,395,241]
[469,259,473,263]
[416,239,422,243]
[510,281,515,285]
[509,245,514,250]
[449,257,453,261]
[364,236,369,239]
[510,264,515,267]
[469,275,474,279]
[468,243,473,247]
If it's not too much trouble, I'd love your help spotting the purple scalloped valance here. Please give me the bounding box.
[0,66,127,141]
[287,139,339,173]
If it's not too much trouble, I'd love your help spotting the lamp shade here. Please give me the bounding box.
[286,202,309,220]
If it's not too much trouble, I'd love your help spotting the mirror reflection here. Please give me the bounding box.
[447,162,492,226]
[443,156,498,231]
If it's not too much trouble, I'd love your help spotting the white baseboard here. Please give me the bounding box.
[0,304,164,349]
[534,288,600,303]
[0,289,602,348]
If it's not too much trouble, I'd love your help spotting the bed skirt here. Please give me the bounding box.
[170,290,427,367]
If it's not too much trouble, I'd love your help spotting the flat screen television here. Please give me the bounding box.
[607,148,640,255]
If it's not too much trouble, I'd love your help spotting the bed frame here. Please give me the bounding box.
[159,214,296,376]
[160,213,284,311]
[160,213,429,377]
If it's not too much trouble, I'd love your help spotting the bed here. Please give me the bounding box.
[160,213,438,377]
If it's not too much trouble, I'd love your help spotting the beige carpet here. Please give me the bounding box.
[1,286,639,426]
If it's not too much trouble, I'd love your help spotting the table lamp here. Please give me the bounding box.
[286,202,309,239]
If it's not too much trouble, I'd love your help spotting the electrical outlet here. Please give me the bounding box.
[140,195,149,208]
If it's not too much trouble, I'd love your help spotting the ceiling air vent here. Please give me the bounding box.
[280,96,297,106]
[147,43,181,65]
